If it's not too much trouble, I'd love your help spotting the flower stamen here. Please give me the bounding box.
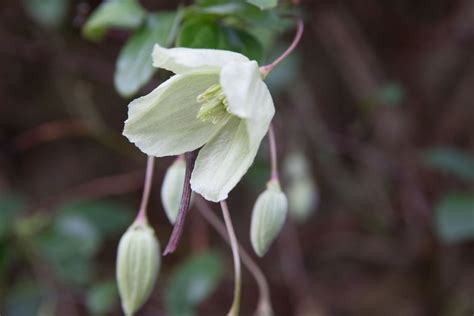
[196,84,231,124]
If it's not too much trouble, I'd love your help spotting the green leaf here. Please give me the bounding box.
[55,200,133,237]
[219,26,264,63]
[434,193,474,243]
[115,12,180,97]
[86,280,118,315]
[82,0,146,41]
[246,0,278,10]
[0,242,17,279]
[0,194,25,239]
[165,252,224,316]
[422,147,474,182]
[36,210,102,285]
[22,0,69,27]
[3,281,44,316]
[176,18,222,49]
[177,18,264,61]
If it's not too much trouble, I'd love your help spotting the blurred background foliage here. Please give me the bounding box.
[1,0,474,315]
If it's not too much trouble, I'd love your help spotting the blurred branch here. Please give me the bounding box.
[23,169,144,216]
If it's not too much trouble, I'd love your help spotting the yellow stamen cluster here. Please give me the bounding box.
[196,84,231,124]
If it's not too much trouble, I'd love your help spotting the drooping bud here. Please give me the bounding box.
[250,179,288,257]
[284,151,319,222]
[116,220,160,316]
[161,157,186,224]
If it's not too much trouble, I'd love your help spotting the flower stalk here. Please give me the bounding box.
[260,17,304,77]
[268,125,279,181]
[195,198,273,316]
[135,155,155,224]
[220,200,242,316]
[163,150,198,255]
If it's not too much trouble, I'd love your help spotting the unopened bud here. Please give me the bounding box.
[161,157,186,224]
[284,151,319,222]
[250,180,288,257]
[116,221,160,316]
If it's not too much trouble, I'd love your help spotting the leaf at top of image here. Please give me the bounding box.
[246,0,278,10]
[177,18,264,62]
[115,11,180,97]
[434,193,474,243]
[176,17,222,49]
[165,252,224,316]
[82,0,146,41]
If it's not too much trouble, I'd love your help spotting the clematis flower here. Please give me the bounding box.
[123,44,275,202]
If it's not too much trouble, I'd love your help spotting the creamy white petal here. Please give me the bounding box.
[123,72,227,157]
[220,60,275,148]
[152,44,249,74]
[191,117,260,202]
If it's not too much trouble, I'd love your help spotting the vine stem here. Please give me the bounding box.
[268,124,279,181]
[260,17,304,76]
[195,198,273,315]
[220,200,242,316]
[135,155,155,224]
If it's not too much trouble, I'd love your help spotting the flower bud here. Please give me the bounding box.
[161,158,186,224]
[284,151,319,222]
[116,221,160,316]
[250,180,288,257]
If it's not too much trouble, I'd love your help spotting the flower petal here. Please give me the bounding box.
[152,44,249,74]
[191,117,259,202]
[220,60,275,148]
[123,72,227,157]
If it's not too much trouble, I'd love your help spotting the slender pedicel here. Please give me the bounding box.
[268,124,279,181]
[163,150,198,255]
[260,17,304,77]
[135,155,155,224]
[195,198,273,316]
[220,200,242,316]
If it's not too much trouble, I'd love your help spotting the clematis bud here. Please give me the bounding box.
[116,220,160,316]
[250,179,288,257]
[161,157,186,224]
[284,151,319,222]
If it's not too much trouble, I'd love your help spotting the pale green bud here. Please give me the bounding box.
[250,180,288,257]
[284,151,319,222]
[116,221,160,316]
[161,158,186,224]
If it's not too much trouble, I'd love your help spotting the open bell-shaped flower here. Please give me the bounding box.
[123,44,275,202]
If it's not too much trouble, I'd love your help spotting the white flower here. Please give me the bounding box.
[123,44,275,202]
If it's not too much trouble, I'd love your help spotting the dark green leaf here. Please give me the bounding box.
[165,252,224,316]
[86,280,118,315]
[177,17,264,61]
[36,211,101,285]
[0,194,25,239]
[3,281,44,316]
[0,242,17,279]
[246,0,278,10]
[22,0,69,27]
[219,26,264,62]
[177,18,221,49]
[55,200,133,237]
[115,12,180,97]
[82,0,146,41]
[434,193,474,243]
[422,147,474,182]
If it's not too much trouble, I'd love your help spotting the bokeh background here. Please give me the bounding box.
[1,0,474,315]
